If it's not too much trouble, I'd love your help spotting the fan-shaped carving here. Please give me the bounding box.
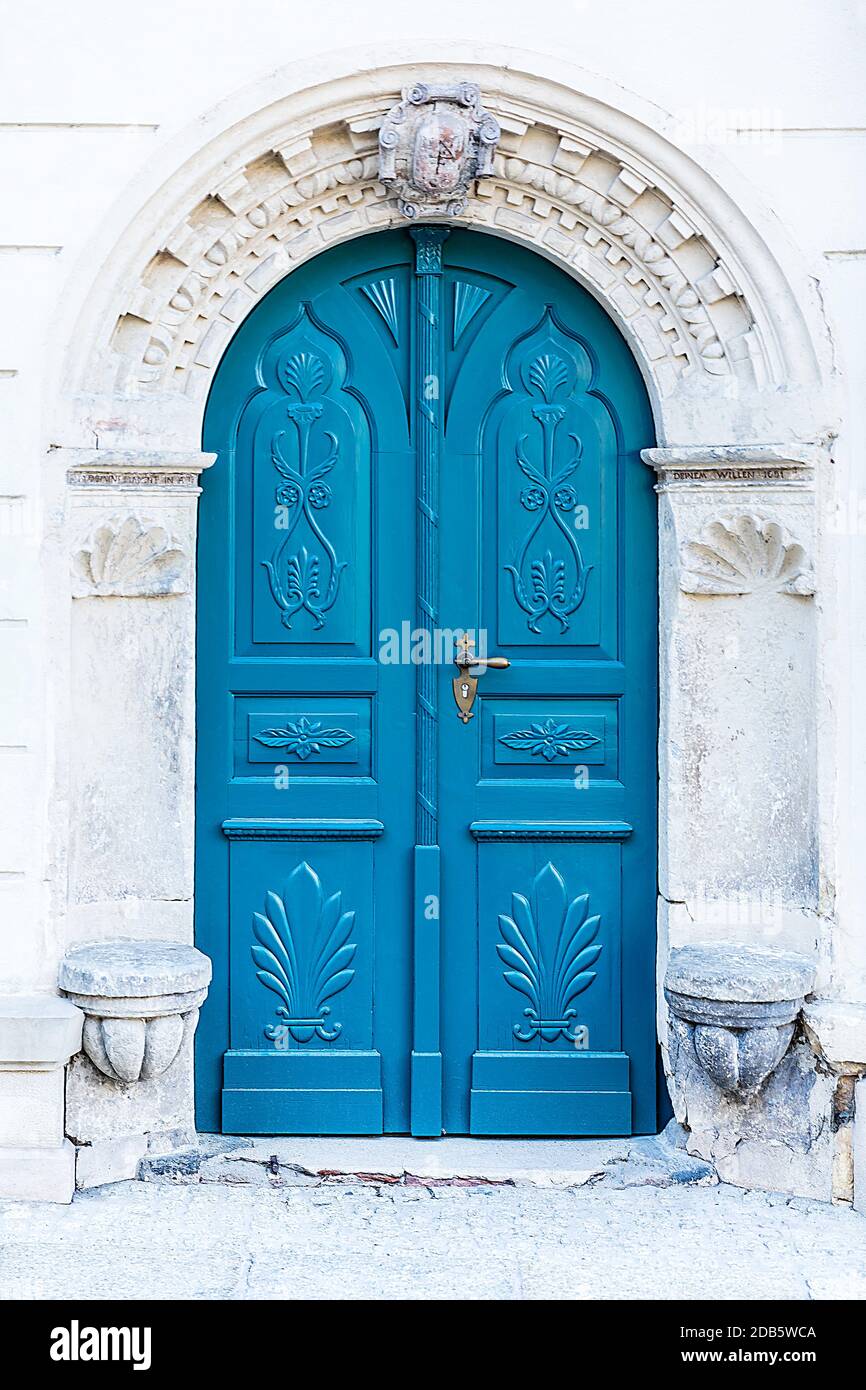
[360,277,400,344]
[453,280,491,344]
[680,514,815,596]
[497,861,602,1042]
[72,516,189,597]
[252,860,357,1043]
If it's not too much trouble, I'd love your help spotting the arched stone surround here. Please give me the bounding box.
[113,130,757,399]
[55,53,827,451]
[45,51,847,1198]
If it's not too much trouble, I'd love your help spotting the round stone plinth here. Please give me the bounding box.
[664,943,816,1095]
[59,942,211,1001]
[665,945,815,1006]
[59,941,212,1084]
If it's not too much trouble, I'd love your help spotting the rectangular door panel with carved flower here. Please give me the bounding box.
[483,700,618,780]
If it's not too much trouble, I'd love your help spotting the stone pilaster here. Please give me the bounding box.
[645,444,820,951]
[647,445,829,1195]
[63,451,214,950]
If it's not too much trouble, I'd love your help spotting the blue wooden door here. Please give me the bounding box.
[196,227,657,1136]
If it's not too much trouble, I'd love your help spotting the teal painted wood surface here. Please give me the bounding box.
[196,227,657,1136]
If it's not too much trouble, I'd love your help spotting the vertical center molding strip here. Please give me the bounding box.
[409,226,448,1136]
[411,225,448,848]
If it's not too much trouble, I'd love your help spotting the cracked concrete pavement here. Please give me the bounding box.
[2,1131,865,1300]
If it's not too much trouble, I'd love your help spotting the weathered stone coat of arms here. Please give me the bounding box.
[378,82,500,218]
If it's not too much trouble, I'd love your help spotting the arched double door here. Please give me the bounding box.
[196,227,658,1136]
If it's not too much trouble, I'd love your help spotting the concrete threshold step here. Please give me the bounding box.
[140,1126,716,1190]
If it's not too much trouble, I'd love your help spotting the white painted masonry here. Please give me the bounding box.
[1,1,864,1202]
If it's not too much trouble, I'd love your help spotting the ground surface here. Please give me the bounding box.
[2,1133,866,1300]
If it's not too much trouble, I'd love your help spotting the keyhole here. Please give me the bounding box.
[461,682,470,698]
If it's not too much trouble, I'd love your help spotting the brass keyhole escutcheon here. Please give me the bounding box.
[452,633,510,722]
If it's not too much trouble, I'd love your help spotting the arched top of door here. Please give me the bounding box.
[54,45,832,459]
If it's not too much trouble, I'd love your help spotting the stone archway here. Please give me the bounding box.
[57,56,824,436]
[51,52,838,1192]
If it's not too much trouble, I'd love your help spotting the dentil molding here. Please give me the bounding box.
[103,83,766,406]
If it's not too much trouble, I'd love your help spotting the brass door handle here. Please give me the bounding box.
[452,634,510,723]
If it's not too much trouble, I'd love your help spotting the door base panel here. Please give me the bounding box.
[222,1050,384,1135]
[223,1090,384,1135]
[469,1051,632,1136]
[469,1091,632,1136]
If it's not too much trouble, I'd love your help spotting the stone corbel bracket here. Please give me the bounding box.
[664,945,816,1094]
[59,942,212,1084]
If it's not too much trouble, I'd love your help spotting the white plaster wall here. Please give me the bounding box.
[0,0,864,1032]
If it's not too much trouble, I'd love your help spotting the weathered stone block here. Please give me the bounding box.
[0,1141,76,1204]
[668,1025,834,1201]
[75,1134,148,1189]
[0,994,83,1202]
[64,1033,197,1146]
[0,994,84,1068]
[0,1068,66,1149]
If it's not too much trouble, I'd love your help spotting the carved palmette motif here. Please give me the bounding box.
[378,82,500,219]
[680,513,815,596]
[251,861,357,1043]
[497,862,603,1042]
[72,516,189,596]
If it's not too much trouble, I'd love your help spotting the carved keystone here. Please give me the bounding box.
[378,82,500,219]
[59,942,211,1083]
[664,944,815,1094]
